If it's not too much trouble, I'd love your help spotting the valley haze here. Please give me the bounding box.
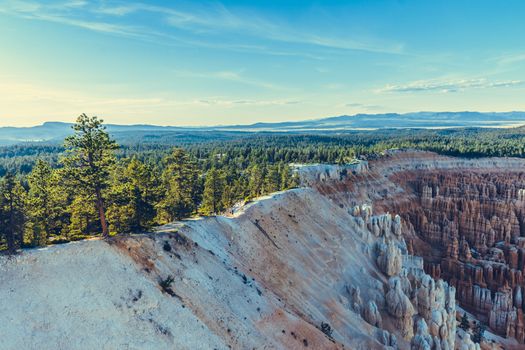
[1,111,525,145]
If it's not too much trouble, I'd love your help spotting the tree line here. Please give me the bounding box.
[0,115,299,253]
[5,126,525,178]
[4,115,525,252]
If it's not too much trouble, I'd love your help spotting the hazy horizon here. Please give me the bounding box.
[1,110,525,128]
[2,0,525,126]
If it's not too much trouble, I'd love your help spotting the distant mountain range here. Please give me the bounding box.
[222,111,525,131]
[1,111,524,145]
[0,122,193,145]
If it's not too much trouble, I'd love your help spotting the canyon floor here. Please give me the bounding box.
[1,151,525,349]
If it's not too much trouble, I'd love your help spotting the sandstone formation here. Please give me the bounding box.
[349,202,457,348]
[376,237,403,276]
[363,300,383,328]
[410,319,433,350]
[310,150,525,347]
[385,276,416,339]
[384,169,525,343]
[456,329,481,350]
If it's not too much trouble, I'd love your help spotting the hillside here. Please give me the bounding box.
[3,152,524,349]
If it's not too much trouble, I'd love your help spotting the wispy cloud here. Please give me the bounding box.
[94,5,138,16]
[0,79,307,125]
[493,53,525,66]
[0,0,404,55]
[34,14,147,37]
[377,78,524,93]
[63,1,87,9]
[0,1,154,38]
[97,2,401,53]
[0,1,324,59]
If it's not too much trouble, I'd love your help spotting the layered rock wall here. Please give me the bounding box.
[309,151,525,346]
[383,170,525,343]
[349,205,460,349]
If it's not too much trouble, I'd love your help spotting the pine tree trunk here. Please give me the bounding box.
[95,188,109,238]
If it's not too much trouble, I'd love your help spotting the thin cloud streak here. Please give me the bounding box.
[494,53,525,66]
[0,1,327,59]
[0,0,404,55]
[377,78,524,93]
[94,2,404,53]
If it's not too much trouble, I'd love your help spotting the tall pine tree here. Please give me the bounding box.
[247,164,265,199]
[107,158,160,233]
[157,148,200,222]
[0,173,26,253]
[264,164,281,193]
[200,168,226,215]
[26,160,66,245]
[61,114,118,238]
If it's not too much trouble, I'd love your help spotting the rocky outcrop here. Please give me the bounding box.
[309,151,525,346]
[381,169,525,343]
[386,276,416,339]
[349,285,363,314]
[456,330,481,350]
[363,300,383,327]
[410,319,433,350]
[349,203,458,348]
[376,238,403,276]
[375,329,398,348]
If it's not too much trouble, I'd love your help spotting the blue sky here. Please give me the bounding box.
[1,0,525,126]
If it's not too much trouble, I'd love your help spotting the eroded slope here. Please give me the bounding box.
[383,167,525,343]
[312,151,525,348]
[1,151,508,349]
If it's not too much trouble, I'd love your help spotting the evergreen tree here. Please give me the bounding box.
[157,148,200,222]
[220,166,238,209]
[459,312,470,331]
[472,322,485,344]
[106,185,135,234]
[247,164,265,199]
[279,162,292,189]
[221,183,235,210]
[264,164,281,193]
[232,175,249,203]
[107,158,160,233]
[26,160,64,245]
[125,158,160,230]
[200,168,226,215]
[61,114,118,238]
[0,173,26,253]
[68,193,100,236]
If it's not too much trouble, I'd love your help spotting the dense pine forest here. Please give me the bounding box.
[0,115,301,252]
[2,114,525,252]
